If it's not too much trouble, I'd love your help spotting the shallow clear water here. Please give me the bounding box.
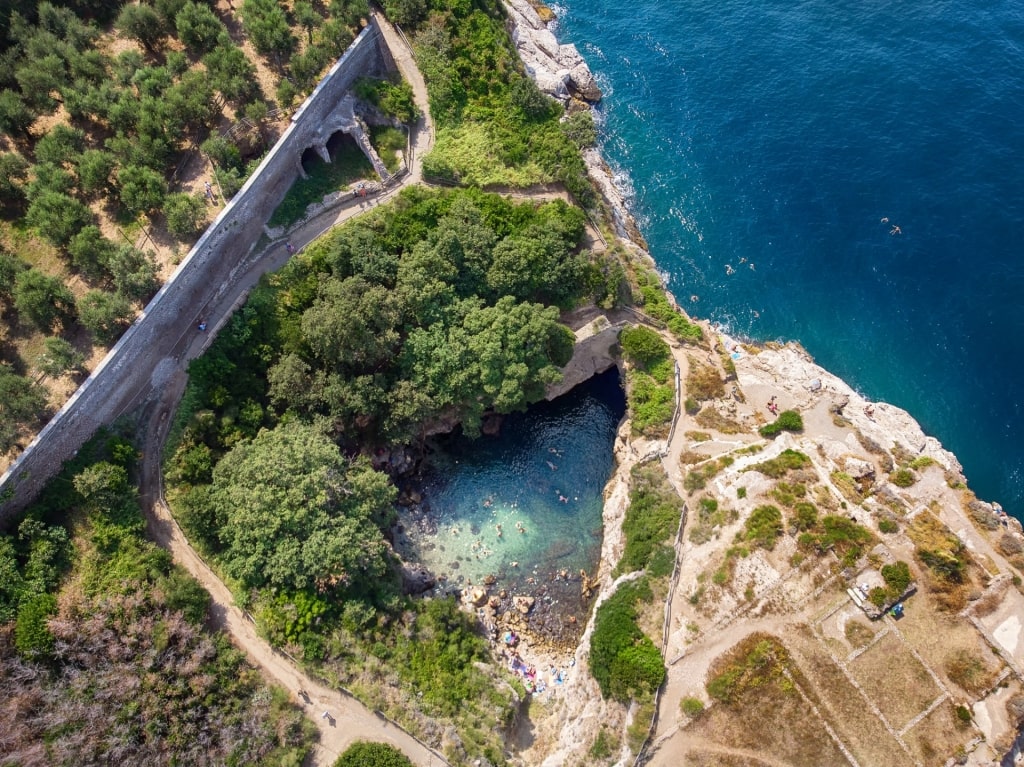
[551,0,1024,517]
[394,369,625,619]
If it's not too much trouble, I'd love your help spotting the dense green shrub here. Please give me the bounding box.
[878,517,899,534]
[637,283,703,343]
[334,742,413,767]
[14,592,58,659]
[620,325,670,369]
[617,463,681,574]
[744,505,783,549]
[759,409,804,438]
[891,468,916,487]
[590,578,665,701]
[681,696,705,717]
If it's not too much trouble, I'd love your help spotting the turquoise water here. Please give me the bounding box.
[394,369,625,619]
[550,0,1024,517]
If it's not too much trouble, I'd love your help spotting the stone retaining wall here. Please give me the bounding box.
[0,23,394,522]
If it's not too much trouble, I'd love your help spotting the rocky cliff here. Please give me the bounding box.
[503,4,1024,764]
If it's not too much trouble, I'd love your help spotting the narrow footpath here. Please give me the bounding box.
[134,14,445,766]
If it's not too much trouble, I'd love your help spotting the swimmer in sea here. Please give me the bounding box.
[726,264,736,275]
[881,216,889,223]
[559,495,568,503]
[890,225,901,235]
[690,294,699,302]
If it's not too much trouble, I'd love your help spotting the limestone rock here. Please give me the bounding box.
[568,61,602,101]
[514,595,536,614]
[467,587,488,607]
[845,456,876,480]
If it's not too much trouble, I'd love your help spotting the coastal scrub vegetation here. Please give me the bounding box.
[589,577,665,702]
[616,461,682,576]
[0,432,313,764]
[746,449,812,479]
[742,505,783,550]
[335,741,414,767]
[688,496,738,545]
[635,271,703,344]
[759,409,804,438]
[401,0,594,202]
[907,511,974,610]
[621,325,676,437]
[796,514,875,568]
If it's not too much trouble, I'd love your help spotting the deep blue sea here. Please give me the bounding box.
[550,0,1024,517]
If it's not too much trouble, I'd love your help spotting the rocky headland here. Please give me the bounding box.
[500,3,1024,765]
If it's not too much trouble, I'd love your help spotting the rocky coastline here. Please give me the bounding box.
[501,2,1024,765]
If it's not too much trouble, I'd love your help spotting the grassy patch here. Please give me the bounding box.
[686,356,725,401]
[907,511,972,610]
[425,124,550,187]
[747,449,811,479]
[695,406,746,434]
[706,633,793,705]
[267,142,374,228]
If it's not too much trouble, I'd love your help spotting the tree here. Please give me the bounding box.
[13,268,76,331]
[241,0,297,59]
[294,1,321,45]
[108,245,159,302]
[203,38,259,104]
[382,0,427,27]
[176,1,227,54]
[0,152,30,204]
[25,190,93,246]
[164,192,207,238]
[35,336,85,377]
[620,325,669,369]
[334,742,413,767]
[69,225,118,280]
[0,251,28,299]
[116,3,165,51]
[76,148,116,196]
[210,422,396,594]
[0,363,48,452]
[15,54,67,112]
[117,164,167,214]
[78,289,133,343]
[0,89,35,136]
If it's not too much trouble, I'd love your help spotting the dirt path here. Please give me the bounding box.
[138,380,445,767]
[126,19,449,767]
